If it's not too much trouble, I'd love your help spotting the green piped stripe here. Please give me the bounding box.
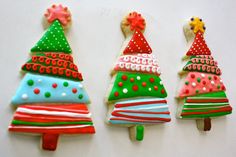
[190,91,226,98]
[12,120,93,126]
[136,125,144,141]
[181,111,232,118]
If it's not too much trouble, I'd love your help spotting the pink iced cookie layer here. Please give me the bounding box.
[179,72,226,98]
[114,54,161,76]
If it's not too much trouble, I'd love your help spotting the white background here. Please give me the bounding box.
[0,0,236,157]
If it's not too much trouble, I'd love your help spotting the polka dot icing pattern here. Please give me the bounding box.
[123,30,152,54]
[178,72,226,98]
[186,31,211,56]
[31,20,72,53]
[114,54,161,75]
[11,73,90,105]
[108,71,167,101]
[183,55,221,75]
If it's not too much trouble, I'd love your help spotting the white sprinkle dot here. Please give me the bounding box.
[192,82,196,87]
[136,76,141,80]
[148,88,152,91]
[22,94,28,100]
[160,81,163,85]
[61,93,66,97]
[38,79,42,83]
[211,81,215,85]
[201,74,205,78]
[123,88,128,93]
[78,84,83,88]
[203,87,206,91]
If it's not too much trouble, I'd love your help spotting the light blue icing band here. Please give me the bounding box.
[12,73,90,105]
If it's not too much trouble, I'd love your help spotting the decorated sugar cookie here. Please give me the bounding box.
[9,4,95,151]
[106,12,171,141]
[177,17,232,131]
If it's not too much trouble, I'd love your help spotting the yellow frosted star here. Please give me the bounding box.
[189,17,205,34]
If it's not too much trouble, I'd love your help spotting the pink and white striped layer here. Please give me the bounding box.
[114,54,161,76]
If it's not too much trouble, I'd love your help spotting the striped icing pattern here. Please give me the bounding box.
[9,104,95,134]
[109,98,171,124]
[180,95,232,118]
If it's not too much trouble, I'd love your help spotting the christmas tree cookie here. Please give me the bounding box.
[177,17,232,131]
[106,12,171,141]
[9,4,95,151]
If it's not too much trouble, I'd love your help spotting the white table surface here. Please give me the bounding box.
[0,0,235,157]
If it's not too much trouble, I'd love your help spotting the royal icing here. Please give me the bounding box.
[12,73,89,105]
[22,52,83,81]
[178,17,232,121]
[44,4,71,26]
[9,5,95,151]
[31,20,72,53]
[114,54,160,75]
[108,72,167,101]
[186,31,211,56]
[123,30,152,54]
[183,55,221,75]
[125,12,146,31]
[109,98,171,124]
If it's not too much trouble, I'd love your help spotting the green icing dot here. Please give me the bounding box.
[44,92,51,98]
[185,81,189,85]
[197,77,201,83]
[63,82,69,87]
[217,85,221,89]
[27,79,34,86]
[196,90,199,93]
[78,94,83,99]
[208,76,212,80]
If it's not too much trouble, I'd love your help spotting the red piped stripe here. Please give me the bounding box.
[115,100,167,108]
[110,117,170,123]
[9,125,95,134]
[21,104,89,113]
[111,111,170,121]
[181,106,232,116]
[186,98,229,103]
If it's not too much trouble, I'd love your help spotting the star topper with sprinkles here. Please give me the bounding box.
[9,4,95,151]
[177,17,232,131]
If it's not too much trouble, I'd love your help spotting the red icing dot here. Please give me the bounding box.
[149,78,155,83]
[121,75,128,81]
[185,89,189,94]
[191,74,195,78]
[161,89,165,94]
[154,86,158,91]
[34,88,40,94]
[114,92,119,97]
[72,88,77,93]
[132,85,139,91]
[202,80,206,85]
[130,78,135,82]
[52,83,57,88]
[209,88,213,92]
[214,76,218,80]
[222,85,226,90]
[118,82,123,87]
[142,82,147,87]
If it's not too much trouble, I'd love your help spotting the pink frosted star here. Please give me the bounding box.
[44,4,71,26]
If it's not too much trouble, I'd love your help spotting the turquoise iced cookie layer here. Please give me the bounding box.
[11,73,90,105]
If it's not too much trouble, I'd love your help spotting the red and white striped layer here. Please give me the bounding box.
[9,104,95,134]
